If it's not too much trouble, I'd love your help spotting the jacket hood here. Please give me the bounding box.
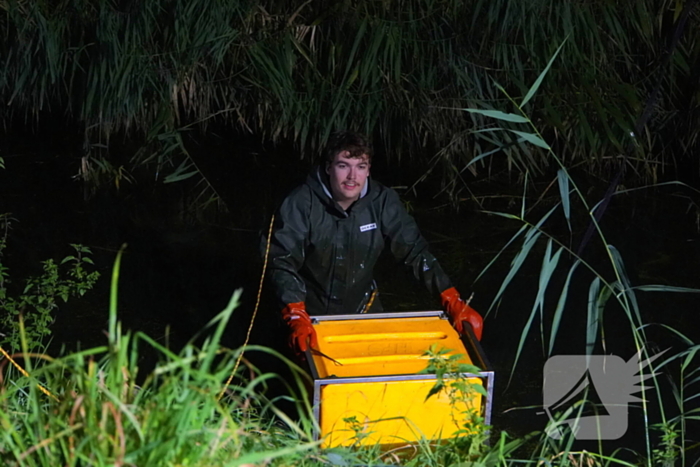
[306,165,372,215]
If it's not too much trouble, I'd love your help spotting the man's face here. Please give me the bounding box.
[326,150,370,209]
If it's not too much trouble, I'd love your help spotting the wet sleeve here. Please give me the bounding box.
[381,188,453,297]
[262,186,311,307]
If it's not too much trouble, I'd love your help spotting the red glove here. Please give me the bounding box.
[281,302,318,353]
[440,287,483,340]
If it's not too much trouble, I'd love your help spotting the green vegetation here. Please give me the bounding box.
[2,0,699,197]
[0,214,100,352]
[2,3,699,464]
[2,232,696,465]
[463,69,700,466]
[421,345,491,460]
[1,142,699,464]
[0,292,318,466]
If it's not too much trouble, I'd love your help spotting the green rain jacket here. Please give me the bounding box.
[266,166,453,315]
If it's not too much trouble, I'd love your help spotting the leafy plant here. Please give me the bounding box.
[421,344,490,459]
[651,422,681,467]
[0,214,100,351]
[341,415,375,448]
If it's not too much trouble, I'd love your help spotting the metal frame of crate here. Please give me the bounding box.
[305,311,494,445]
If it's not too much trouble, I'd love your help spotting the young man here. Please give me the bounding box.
[265,131,483,352]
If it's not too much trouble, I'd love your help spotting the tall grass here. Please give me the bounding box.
[3,0,699,195]
[460,50,700,467]
[0,243,509,466]
[0,247,526,466]
[0,247,320,466]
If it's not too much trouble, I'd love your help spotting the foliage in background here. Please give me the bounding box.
[0,214,99,351]
[459,59,700,465]
[2,0,700,199]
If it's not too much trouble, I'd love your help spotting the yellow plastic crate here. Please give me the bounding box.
[306,311,494,448]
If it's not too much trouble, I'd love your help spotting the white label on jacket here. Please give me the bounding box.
[360,223,377,232]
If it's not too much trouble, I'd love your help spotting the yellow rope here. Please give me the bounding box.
[218,215,275,401]
[0,345,59,401]
[360,288,377,314]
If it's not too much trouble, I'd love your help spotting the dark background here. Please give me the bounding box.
[2,116,700,456]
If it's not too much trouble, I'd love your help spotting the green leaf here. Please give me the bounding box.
[521,170,529,219]
[682,347,700,373]
[586,277,602,356]
[163,156,198,183]
[557,169,571,232]
[508,130,551,149]
[492,229,541,312]
[326,452,349,466]
[426,383,444,401]
[634,285,700,293]
[532,242,563,341]
[482,211,522,221]
[463,145,505,170]
[457,363,482,374]
[608,244,642,327]
[521,39,567,107]
[510,289,540,385]
[549,260,581,356]
[485,204,559,317]
[462,108,529,123]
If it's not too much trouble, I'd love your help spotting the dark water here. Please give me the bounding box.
[2,132,700,461]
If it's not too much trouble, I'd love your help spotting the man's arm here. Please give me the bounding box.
[380,188,453,297]
[265,186,311,306]
[381,188,484,340]
[263,186,319,352]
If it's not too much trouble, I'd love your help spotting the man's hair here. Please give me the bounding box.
[323,131,373,165]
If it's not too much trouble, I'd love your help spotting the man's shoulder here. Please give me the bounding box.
[279,187,314,215]
[368,179,401,202]
[284,182,314,200]
[279,175,328,209]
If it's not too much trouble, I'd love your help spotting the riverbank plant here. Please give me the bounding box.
[0,247,320,466]
[420,344,491,461]
[0,214,100,352]
[1,206,698,466]
[4,240,695,466]
[455,50,700,467]
[0,247,518,467]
